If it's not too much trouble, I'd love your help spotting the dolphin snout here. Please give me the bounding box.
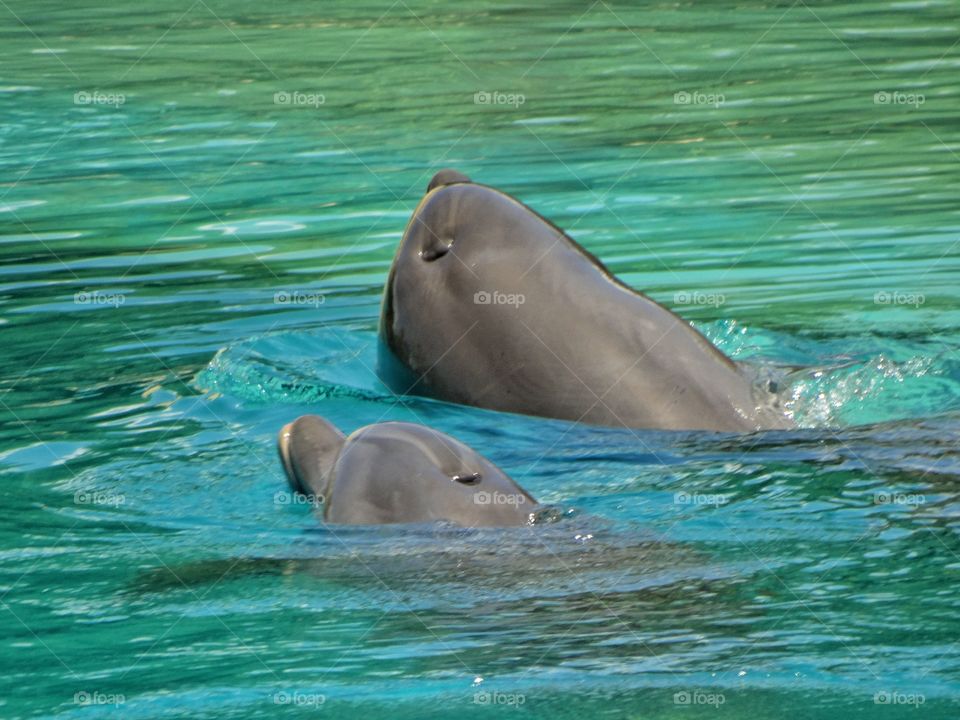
[276,415,346,500]
[427,168,471,193]
[277,422,303,494]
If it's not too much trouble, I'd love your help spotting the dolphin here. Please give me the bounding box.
[278,415,536,526]
[379,170,792,432]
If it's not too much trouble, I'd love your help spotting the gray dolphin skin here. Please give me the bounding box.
[278,415,536,526]
[379,170,794,432]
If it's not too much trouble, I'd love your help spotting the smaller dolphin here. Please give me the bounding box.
[278,416,536,526]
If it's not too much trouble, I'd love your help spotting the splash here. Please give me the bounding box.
[194,328,393,405]
[698,319,959,427]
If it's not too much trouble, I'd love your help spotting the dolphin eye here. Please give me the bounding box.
[420,238,453,262]
[451,472,481,485]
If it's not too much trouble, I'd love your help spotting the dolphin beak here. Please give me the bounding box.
[426,169,471,193]
[277,422,304,494]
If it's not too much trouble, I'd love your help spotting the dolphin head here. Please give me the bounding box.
[328,422,537,526]
[378,168,564,403]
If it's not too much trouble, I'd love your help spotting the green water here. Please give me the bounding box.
[1,1,959,717]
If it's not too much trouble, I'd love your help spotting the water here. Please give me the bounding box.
[1,0,959,717]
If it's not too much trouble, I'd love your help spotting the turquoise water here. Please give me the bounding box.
[2,0,959,717]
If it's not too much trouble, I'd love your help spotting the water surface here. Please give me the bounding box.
[1,1,959,717]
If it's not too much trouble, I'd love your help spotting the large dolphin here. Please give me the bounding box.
[278,415,536,526]
[379,170,792,432]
